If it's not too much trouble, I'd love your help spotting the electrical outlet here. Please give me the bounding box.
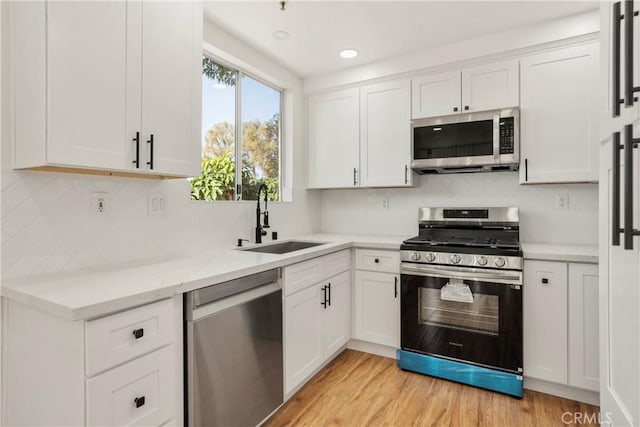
[92,192,108,216]
[381,198,389,210]
[556,194,570,210]
[148,193,168,217]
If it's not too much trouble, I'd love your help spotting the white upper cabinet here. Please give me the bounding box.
[45,2,131,170]
[360,79,412,187]
[139,1,202,177]
[308,82,412,189]
[519,43,599,184]
[411,59,519,119]
[307,89,360,188]
[10,1,202,178]
[461,60,519,112]
[411,71,461,119]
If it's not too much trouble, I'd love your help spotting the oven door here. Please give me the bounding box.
[400,263,522,374]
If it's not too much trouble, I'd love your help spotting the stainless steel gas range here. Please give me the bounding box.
[397,207,524,398]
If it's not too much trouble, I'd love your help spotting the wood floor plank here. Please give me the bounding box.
[265,350,600,427]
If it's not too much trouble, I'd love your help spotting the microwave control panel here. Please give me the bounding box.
[499,117,515,154]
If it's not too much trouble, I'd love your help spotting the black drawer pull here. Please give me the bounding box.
[453,107,458,112]
[541,278,549,284]
[374,258,380,263]
[134,396,145,408]
[132,328,144,339]
[464,105,469,111]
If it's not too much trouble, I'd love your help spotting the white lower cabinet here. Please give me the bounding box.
[284,251,351,394]
[352,249,400,348]
[353,271,400,347]
[523,260,599,392]
[2,296,183,427]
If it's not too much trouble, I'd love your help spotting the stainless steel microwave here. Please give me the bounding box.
[411,107,519,174]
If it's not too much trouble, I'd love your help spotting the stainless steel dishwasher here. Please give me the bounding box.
[185,269,283,427]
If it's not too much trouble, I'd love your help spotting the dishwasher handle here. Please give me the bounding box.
[187,281,281,322]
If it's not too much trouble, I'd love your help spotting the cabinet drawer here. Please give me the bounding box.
[284,258,323,296]
[355,249,400,273]
[85,299,174,377]
[86,346,175,427]
[322,249,351,278]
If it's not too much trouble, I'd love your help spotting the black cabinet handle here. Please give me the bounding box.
[464,105,469,111]
[624,0,638,107]
[541,278,549,284]
[374,258,379,263]
[147,134,154,170]
[404,165,408,184]
[353,168,357,186]
[321,285,327,309]
[613,132,622,246]
[327,282,331,307]
[132,132,140,169]
[394,276,398,298]
[524,158,528,182]
[134,396,145,408]
[132,328,144,339]
[453,107,458,112]
[614,1,622,117]
[624,124,635,249]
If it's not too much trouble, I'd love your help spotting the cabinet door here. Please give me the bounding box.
[353,271,400,347]
[284,285,322,394]
[307,88,360,188]
[520,43,599,183]
[139,1,202,177]
[461,59,519,112]
[411,70,461,119]
[46,2,133,170]
[568,263,599,392]
[523,260,568,384]
[598,132,640,425]
[322,271,351,357]
[359,79,412,187]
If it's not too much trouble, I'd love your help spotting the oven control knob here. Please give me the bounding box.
[495,257,506,268]
[425,252,436,262]
[411,252,421,261]
[450,254,461,264]
[477,256,488,266]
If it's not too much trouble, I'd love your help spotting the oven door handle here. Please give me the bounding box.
[400,263,522,285]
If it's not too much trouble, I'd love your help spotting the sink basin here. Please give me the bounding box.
[241,240,326,254]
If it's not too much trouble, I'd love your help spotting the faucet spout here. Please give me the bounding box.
[255,184,269,244]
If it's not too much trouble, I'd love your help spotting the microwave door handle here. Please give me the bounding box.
[493,114,500,161]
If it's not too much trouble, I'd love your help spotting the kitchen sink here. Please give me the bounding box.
[241,240,326,254]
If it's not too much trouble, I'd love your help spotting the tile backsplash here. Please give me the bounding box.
[1,168,320,278]
[319,172,598,245]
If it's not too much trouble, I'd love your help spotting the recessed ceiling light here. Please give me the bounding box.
[273,30,289,40]
[340,49,358,59]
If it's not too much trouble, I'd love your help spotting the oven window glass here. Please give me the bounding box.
[413,120,493,159]
[419,287,499,335]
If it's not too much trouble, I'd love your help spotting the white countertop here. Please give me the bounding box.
[521,242,599,264]
[1,233,597,321]
[0,233,403,321]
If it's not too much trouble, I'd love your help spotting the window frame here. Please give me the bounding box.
[199,53,284,202]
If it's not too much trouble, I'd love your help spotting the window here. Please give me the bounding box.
[191,56,281,201]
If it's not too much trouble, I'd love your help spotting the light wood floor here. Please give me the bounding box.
[265,350,599,426]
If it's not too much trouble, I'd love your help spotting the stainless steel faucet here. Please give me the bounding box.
[255,184,270,243]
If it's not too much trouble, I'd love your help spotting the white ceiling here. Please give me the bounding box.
[204,1,599,78]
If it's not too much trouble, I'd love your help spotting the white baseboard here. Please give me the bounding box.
[347,339,398,359]
[524,377,599,406]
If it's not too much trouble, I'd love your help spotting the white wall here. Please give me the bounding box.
[0,13,321,279]
[319,173,598,245]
